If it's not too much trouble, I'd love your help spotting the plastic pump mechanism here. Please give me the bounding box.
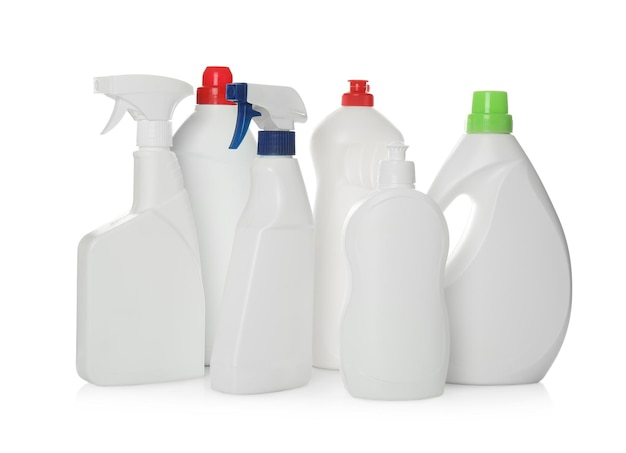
[466,91,513,134]
[226,83,307,155]
[94,75,193,147]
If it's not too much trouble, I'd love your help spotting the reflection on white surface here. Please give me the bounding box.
[75,367,552,415]
[439,382,553,414]
[76,369,211,412]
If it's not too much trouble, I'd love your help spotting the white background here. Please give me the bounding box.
[1,1,625,451]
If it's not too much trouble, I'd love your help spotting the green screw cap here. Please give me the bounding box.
[466,91,513,133]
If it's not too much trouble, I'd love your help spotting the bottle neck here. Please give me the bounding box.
[257,130,296,157]
[377,159,415,189]
[137,120,172,148]
[131,147,184,212]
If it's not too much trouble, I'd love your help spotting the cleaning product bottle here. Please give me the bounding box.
[77,75,205,386]
[311,80,404,370]
[428,91,572,385]
[340,142,449,400]
[210,83,314,394]
[173,67,256,365]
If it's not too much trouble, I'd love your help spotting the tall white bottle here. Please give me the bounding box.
[312,80,404,370]
[173,67,256,365]
[428,91,571,385]
[77,75,205,386]
[341,143,449,400]
[210,83,314,394]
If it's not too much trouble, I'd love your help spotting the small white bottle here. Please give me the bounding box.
[173,67,256,365]
[340,143,450,400]
[428,91,572,384]
[312,80,404,370]
[210,83,314,394]
[77,75,205,386]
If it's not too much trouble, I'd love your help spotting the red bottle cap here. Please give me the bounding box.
[341,80,374,106]
[197,66,235,105]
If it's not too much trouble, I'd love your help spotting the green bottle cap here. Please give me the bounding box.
[466,91,513,133]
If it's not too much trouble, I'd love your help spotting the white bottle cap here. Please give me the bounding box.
[378,142,415,187]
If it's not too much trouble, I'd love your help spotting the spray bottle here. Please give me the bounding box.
[428,91,571,384]
[311,80,404,370]
[173,67,256,365]
[341,142,449,400]
[210,83,314,394]
[77,75,205,386]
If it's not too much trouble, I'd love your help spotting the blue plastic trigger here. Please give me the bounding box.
[229,102,260,149]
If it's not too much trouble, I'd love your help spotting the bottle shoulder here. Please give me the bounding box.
[176,105,237,131]
[311,107,403,146]
[451,133,528,162]
[357,187,439,208]
[347,188,446,229]
[429,133,535,206]
[80,192,197,254]
[173,106,256,156]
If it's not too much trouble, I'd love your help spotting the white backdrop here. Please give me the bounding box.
[1,1,624,451]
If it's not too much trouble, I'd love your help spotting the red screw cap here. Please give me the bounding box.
[197,66,235,105]
[341,79,374,106]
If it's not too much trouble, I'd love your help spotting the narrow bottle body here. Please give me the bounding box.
[210,157,314,394]
[341,188,449,400]
[312,106,403,370]
[173,105,256,364]
[429,134,572,384]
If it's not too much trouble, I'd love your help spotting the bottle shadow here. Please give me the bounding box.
[75,368,211,412]
[75,367,553,414]
[439,382,553,414]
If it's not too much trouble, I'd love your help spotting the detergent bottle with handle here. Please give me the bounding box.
[428,91,572,385]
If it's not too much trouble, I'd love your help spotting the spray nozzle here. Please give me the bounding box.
[378,142,415,187]
[226,83,307,155]
[94,75,193,147]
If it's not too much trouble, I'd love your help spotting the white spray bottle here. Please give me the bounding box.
[210,83,314,394]
[311,80,404,370]
[428,91,571,384]
[341,142,449,400]
[173,67,256,365]
[77,75,205,386]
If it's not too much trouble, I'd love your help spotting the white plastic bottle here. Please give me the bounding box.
[210,83,314,394]
[311,80,404,370]
[173,67,256,365]
[340,142,450,400]
[77,75,205,386]
[428,91,572,385]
